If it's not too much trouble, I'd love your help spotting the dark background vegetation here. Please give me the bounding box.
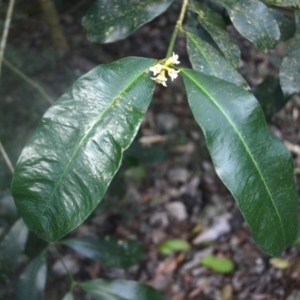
[1,0,300,299]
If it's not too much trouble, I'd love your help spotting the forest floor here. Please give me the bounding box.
[1,1,300,300]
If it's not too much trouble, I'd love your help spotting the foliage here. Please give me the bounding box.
[0,0,300,299]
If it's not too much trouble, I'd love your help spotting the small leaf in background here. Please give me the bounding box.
[181,68,298,256]
[186,32,249,89]
[125,166,147,188]
[201,254,234,274]
[15,251,47,300]
[215,0,280,51]
[12,57,156,242]
[62,292,74,300]
[269,258,289,269]
[0,218,28,282]
[124,140,166,164]
[81,279,169,300]
[0,194,18,225]
[262,0,300,6]
[253,77,286,121]
[158,239,191,255]
[269,9,296,42]
[279,9,300,97]
[62,236,144,269]
[82,0,175,43]
[195,3,240,69]
[24,231,48,259]
[293,238,300,247]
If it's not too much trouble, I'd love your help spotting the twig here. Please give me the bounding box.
[62,0,90,16]
[52,244,76,286]
[3,58,55,105]
[38,0,69,51]
[0,0,15,76]
[0,140,14,174]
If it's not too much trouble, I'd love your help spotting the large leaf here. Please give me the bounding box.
[62,236,144,268]
[81,279,169,300]
[215,0,280,51]
[12,57,156,242]
[279,9,300,97]
[186,32,249,89]
[0,218,28,281]
[181,68,298,256]
[15,251,47,300]
[82,0,175,43]
[195,3,240,69]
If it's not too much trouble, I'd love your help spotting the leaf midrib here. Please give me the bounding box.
[182,69,286,245]
[37,66,151,224]
[187,33,218,77]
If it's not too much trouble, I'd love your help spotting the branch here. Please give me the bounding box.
[0,0,15,76]
[38,0,69,51]
[3,58,55,105]
[0,141,14,174]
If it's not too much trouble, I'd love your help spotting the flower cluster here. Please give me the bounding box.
[150,52,180,87]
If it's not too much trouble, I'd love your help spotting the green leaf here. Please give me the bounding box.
[201,254,234,274]
[279,9,300,97]
[186,32,249,89]
[269,8,296,41]
[82,0,175,43]
[158,239,191,255]
[181,68,298,256]
[12,57,156,242]
[0,218,29,281]
[215,0,280,51]
[262,0,300,6]
[15,251,47,300]
[253,77,286,121]
[196,3,240,69]
[81,279,169,300]
[62,292,74,300]
[62,236,144,268]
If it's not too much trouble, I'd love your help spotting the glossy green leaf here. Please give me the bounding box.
[81,279,169,300]
[186,32,249,89]
[158,239,191,255]
[62,236,144,268]
[262,0,300,6]
[12,57,156,242]
[215,0,280,51]
[279,10,300,97]
[82,0,175,43]
[196,3,240,68]
[15,251,47,300]
[62,292,74,300]
[0,218,28,281]
[201,254,234,274]
[181,68,298,256]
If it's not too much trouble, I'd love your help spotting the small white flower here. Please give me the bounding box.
[149,63,163,76]
[166,52,180,65]
[151,72,167,87]
[168,68,180,81]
